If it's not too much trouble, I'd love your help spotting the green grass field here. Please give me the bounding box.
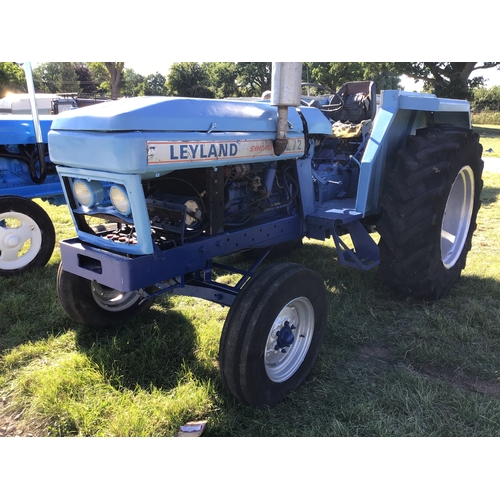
[473,123,500,158]
[2,139,500,437]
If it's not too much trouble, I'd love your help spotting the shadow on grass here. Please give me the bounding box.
[73,299,204,393]
[0,262,64,353]
[480,181,500,206]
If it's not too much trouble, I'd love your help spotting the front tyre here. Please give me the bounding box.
[378,124,483,300]
[219,263,328,407]
[0,196,55,277]
[57,263,155,328]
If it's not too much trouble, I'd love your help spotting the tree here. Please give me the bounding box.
[397,62,500,99]
[0,62,26,96]
[235,62,272,97]
[139,72,167,96]
[361,63,402,91]
[166,62,214,97]
[73,63,98,95]
[471,85,500,112]
[33,62,80,94]
[87,62,111,96]
[302,62,401,93]
[303,62,364,92]
[203,62,240,98]
[104,62,124,99]
[122,68,145,97]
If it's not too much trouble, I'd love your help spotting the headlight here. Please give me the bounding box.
[109,185,131,215]
[72,179,104,207]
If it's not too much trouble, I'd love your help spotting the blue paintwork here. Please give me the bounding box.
[356,90,471,215]
[0,114,54,144]
[49,97,331,177]
[0,113,63,204]
[50,96,332,134]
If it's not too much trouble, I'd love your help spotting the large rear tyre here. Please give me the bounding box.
[0,196,55,277]
[57,263,155,328]
[378,124,483,300]
[219,262,328,407]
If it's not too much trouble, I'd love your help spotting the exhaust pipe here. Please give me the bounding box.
[270,62,302,156]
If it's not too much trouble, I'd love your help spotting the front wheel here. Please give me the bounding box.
[377,124,483,300]
[0,196,55,277]
[219,262,328,407]
[57,263,155,327]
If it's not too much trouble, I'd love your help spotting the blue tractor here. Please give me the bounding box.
[48,63,483,407]
[0,99,63,276]
[0,63,106,277]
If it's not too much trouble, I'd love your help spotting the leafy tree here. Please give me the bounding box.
[87,62,110,94]
[202,62,240,98]
[302,62,401,93]
[86,62,124,98]
[166,62,214,97]
[471,85,500,112]
[0,62,26,96]
[235,62,272,97]
[73,63,98,95]
[33,62,80,94]
[122,68,145,97]
[139,72,167,96]
[303,63,364,93]
[396,62,500,99]
[360,63,402,91]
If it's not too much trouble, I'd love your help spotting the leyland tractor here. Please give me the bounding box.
[47,63,483,407]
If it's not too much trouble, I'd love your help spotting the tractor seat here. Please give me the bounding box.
[324,81,377,124]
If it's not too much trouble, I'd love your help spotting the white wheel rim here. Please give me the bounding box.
[441,165,475,269]
[0,211,43,270]
[91,281,141,311]
[264,297,315,383]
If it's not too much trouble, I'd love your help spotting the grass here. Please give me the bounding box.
[2,154,500,437]
[473,123,500,157]
[472,111,500,126]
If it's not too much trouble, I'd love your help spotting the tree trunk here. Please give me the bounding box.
[104,62,124,99]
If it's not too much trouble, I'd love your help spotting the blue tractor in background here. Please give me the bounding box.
[0,63,106,276]
[0,98,62,276]
[46,63,483,407]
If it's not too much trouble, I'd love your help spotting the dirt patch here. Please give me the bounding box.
[418,364,500,397]
[358,346,394,362]
[357,345,500,397]
[0,398,44,437]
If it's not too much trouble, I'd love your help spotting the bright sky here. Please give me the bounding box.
[125,62,500,91]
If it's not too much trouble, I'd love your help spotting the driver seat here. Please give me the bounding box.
[326,81,377,123]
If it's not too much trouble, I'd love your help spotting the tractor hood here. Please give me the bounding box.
[48,97,332,175]
[50,96,331,135]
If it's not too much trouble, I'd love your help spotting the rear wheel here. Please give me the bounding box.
[57,263,155,327]
[0,196,56,277]
[219,262,328,407]
[378,124,483,300]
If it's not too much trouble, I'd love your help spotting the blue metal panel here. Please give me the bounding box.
[355,90,471,216]
[59,214,303,292]
[50,130,308,176]
[0,115,54,144]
